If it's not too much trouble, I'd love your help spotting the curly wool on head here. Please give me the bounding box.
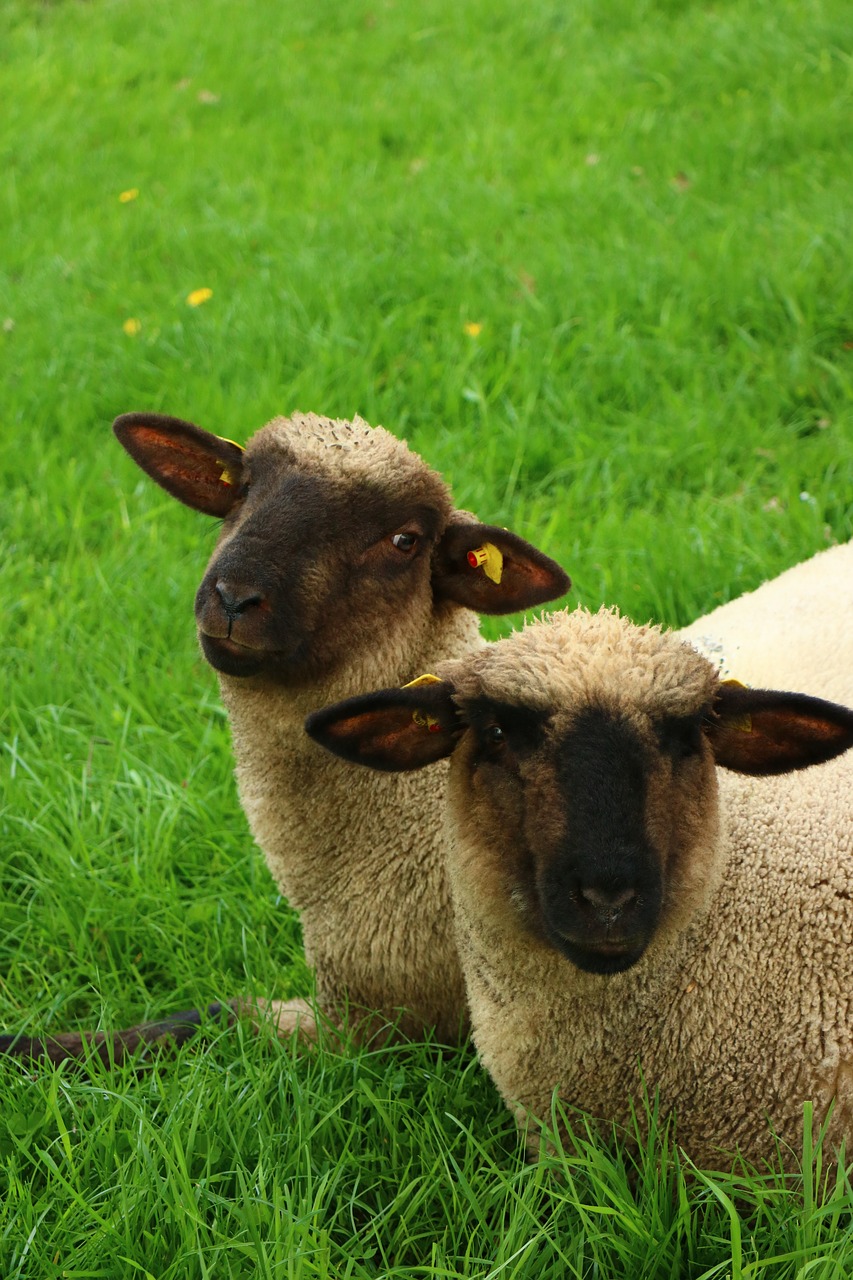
[251,412,448,497]
[448,606,720,724]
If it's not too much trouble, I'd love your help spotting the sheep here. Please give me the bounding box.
[679,538,853,703]
[0,410,569,1064]
[306,606,853,1170]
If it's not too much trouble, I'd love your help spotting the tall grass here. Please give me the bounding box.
[1,0,852,1273]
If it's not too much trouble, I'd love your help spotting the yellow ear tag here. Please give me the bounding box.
[720,678,752,733]
[214,435,243,486]
[467,542,503,584]
[402,673,443,732]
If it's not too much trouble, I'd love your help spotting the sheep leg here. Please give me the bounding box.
[241,996,319,1042]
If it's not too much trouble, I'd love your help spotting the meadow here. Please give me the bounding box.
[1,0,852,1274]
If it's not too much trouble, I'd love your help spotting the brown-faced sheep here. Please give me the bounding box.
[0,411,569,1064]
[307,607,853,1170]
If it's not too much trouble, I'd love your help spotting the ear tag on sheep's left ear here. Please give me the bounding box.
[467,542,503,585]
[402,673,444,733]
[720,678,752,734]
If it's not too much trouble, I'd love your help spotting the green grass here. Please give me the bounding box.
[1,0,852,1273]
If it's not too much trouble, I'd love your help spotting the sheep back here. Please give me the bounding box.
[680,540,853,703]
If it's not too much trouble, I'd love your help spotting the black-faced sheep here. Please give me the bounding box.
[0,411,568,1064]
[307,607,853,1169]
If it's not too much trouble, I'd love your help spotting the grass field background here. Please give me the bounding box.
[1,0,852,1274]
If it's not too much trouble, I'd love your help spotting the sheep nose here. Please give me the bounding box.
[579,884,637,924]
[215,581,264,620]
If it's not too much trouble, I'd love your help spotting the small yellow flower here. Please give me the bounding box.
[123,318,142,336]
[187,287,213,307]
[463,322,482,337]
[119,188,139,203]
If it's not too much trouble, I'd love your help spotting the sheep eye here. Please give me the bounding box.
[657,716,703,761]
[391,532,419,553]
[486,724,505,745]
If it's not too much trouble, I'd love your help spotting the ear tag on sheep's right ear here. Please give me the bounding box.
[467,542,504,584]
[412,709,442,733]
[719,678,753,734]
[215,433,245,486]
[402,673,444,733]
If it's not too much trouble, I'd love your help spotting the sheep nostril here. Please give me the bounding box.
[215,581,264,619]
[579,885,637,917]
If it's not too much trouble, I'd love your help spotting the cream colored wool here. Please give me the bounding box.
[679,539,853,702]
[439,608,853,1169]
[223,663,473,1043]
[219,414,479,1043]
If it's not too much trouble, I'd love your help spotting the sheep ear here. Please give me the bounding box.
[305,681,462,772]
[432,521,571,615]
[707,684,853,775]
[113,412,245,517]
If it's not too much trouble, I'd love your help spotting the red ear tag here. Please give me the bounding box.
[428,722,442,734]
[466,542,504,584]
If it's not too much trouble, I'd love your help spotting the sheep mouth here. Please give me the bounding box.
[199,631,317,683]
[199,632,267,677]
[551,931,649,975]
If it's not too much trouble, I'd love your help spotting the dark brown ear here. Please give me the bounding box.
[707,684,853,775]
[432,520,570,615]
[113,412,245,518]
[305,682,462,772]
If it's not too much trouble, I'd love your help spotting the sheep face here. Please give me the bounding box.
[307,606,853,976]
[192,425,452,684]
[443,672,722,976]
[114,412,570,689]
[438,632,722,977]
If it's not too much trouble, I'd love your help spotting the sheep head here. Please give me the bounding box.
[306,608,853,974]
[113,412,570,688]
